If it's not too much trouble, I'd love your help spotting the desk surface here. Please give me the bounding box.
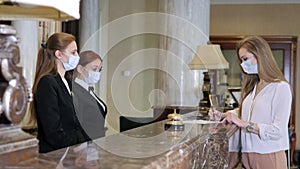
[10,112,237,169]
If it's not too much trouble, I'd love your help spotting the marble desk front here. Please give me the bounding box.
[7,112,238,169]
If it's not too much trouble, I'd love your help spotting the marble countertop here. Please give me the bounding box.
[9,111,238,169]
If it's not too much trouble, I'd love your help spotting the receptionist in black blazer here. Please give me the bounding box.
[72,50,107,140]
[29,33,89,153]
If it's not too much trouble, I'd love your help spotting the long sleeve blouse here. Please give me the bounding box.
[237,81,292,154]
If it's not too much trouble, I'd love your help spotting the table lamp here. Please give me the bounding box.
[188,44,229,113]
[0,0,80,21]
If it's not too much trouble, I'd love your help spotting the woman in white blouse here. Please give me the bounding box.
[72,50,107,140]
[209,36,292,169]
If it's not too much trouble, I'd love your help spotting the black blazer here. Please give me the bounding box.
[35,74,88,153]
[72,82,107,140]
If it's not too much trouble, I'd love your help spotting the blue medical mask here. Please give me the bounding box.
[240,59,258,74]
[62,55,79,71]
[84,70,101,85]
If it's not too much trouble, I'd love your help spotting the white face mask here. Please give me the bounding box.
[62,55,79,71]
[84,70,101,85]
[240,59,258,74]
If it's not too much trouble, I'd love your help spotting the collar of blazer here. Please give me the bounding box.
[54,74,72,97]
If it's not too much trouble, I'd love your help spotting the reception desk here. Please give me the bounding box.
[5,112,238,169]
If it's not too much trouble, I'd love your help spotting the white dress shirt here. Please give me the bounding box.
[230,81,292,154]
[61,76,71,95]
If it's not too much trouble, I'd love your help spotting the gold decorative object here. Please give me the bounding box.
[164,109,184,131]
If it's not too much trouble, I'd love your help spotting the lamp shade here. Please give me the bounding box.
[0,0,80,21]
[188,44,229,70]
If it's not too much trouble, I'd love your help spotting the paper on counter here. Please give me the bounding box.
[183,119,222,124]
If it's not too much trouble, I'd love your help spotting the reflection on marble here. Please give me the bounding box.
[7,112,237,169]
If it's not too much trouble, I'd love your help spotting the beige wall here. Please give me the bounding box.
[210,4,300,149]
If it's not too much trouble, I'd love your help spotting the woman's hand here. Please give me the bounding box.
[208,109,225,121]
[221,113,248,128]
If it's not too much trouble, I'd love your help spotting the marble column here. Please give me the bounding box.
[79,0,106,98]
[12,21,39,88]
[157,0,210,106]
[79,0,100,52]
